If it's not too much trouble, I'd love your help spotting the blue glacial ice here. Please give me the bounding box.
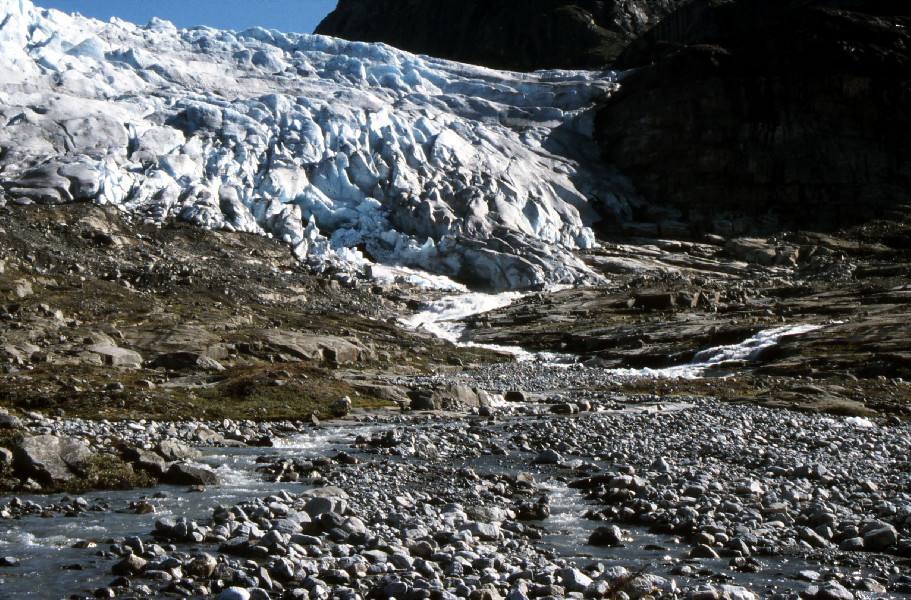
[0,0,637,290]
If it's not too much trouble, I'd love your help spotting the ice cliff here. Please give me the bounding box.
[0,0,634,290]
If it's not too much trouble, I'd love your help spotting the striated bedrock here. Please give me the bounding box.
[315,0,691,71]
[0,1,638,291]
[595,0,911,237]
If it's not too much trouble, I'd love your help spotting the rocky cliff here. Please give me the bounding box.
[315,0,689,71]
[595,0,911,237]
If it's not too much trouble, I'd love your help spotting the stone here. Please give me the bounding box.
[0,278,32,300]
[466,522,501,541]
[533,449,563,465]
[816,582,854,600]
[215,588,251,600]
[560,568,593,592]
[186,553,218,578]
[122,447,167,477]
[157,440,202,461]
[0,414,23,429]
[84,345,143,369]
[588,525,624,546]
[163,462,220,486]
[260,330,372,364]
[112,554,147,576]
[330,396,352,416]
[863,525,898,551]
[13,435,94,485]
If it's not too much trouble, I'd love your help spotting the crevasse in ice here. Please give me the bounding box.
[0,0,635,289]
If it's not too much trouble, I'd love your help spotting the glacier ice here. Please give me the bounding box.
[0,0,637,290]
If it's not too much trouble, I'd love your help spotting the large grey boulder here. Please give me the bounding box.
[13,435,94,485]
[157,439,202,461]
[407,383,489,411]
[84,344,143,368]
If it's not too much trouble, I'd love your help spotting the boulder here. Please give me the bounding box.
[0,278,32,300]
[121,447,167,477]
[407,383,485,411]
[588,524,624,546]
[163,462,220,486]
[13,435,94,485]
[863,525,898,551]
[157,439,202,461]
[84,344,143,368]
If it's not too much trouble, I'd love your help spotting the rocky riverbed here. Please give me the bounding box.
[2,375,910,600]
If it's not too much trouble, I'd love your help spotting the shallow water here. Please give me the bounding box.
[0,414,903,599]
[0,424,374,600]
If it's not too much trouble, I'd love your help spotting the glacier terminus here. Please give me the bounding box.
[0,0,638,290]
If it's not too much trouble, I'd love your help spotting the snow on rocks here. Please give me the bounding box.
[0,0,634,289]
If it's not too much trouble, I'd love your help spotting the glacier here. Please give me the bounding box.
[0,0,635,290]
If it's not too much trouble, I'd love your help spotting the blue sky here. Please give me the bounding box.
[37,0,338,34]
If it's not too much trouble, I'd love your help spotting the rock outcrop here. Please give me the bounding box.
[315,0,690,71]
[595,0,911,237]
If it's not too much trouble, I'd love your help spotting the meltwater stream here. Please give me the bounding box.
[403,291,825,377]
[0,409,904,599]
[0,424,379,599]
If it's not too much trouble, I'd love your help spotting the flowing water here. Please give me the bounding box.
[0,295,883,598]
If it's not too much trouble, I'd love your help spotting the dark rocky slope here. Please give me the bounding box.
[596,0,911,237]
[315,0,688,71]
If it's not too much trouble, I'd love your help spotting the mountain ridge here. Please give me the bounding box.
[315,0,690,71]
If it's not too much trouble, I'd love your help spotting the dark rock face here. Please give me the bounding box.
[315,0,689,71]
[596,0,911,236]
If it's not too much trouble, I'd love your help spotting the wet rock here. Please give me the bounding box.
[504,390,527,403]
[533,449,563,465]
[112,554,147,576]
[588,525,624,546]
[164,462,220,486]
[689,544,720,559]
